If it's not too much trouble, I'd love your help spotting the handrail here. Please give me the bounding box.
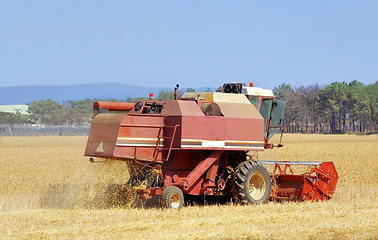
[165,124,180,161]
[153,126,163,160]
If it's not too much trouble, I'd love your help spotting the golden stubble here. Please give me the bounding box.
[0,134,377,239]
[0,136,130,210]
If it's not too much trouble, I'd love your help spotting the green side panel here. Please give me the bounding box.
[259,99,273,139]
[258,99,286,140]
[249,96,259,109]
[268,100,286,140]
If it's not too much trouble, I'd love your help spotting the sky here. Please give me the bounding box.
[0,1,377,90]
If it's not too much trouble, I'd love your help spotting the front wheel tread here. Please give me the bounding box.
[231,161,271,204]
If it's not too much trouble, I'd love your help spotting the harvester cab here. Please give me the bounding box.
[222,83,286,145]
[85,82,338,209]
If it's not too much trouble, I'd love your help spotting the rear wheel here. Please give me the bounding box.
[231,161,271,204]
[161,186,184,210]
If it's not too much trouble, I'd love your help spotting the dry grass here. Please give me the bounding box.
[0,136,130,210]
[0,134,377,239]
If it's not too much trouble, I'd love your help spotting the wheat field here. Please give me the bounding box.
[0,134,377,239]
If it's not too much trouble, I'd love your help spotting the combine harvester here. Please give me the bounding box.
[85,83,338,209]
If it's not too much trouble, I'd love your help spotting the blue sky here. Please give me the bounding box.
[0,1,377,90]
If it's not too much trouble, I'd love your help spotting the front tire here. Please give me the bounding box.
[160,186,184,210]
[231,161,271,204]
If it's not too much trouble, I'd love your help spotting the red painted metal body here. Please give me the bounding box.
[85,95,338,202]
[86,100,265,160]
[85,98,266,197]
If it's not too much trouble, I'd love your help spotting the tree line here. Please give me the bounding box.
[1,82,376,133]
[0,89,188,125]
[273,80,377,133]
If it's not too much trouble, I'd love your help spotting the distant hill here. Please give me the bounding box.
[0,83,216,105]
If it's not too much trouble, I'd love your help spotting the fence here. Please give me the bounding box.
[0,124,90,136]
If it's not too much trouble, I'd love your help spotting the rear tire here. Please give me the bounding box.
[161,186,184,210]
[231,161,271,204]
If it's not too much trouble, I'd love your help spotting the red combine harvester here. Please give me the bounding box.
[85,83,338,209]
